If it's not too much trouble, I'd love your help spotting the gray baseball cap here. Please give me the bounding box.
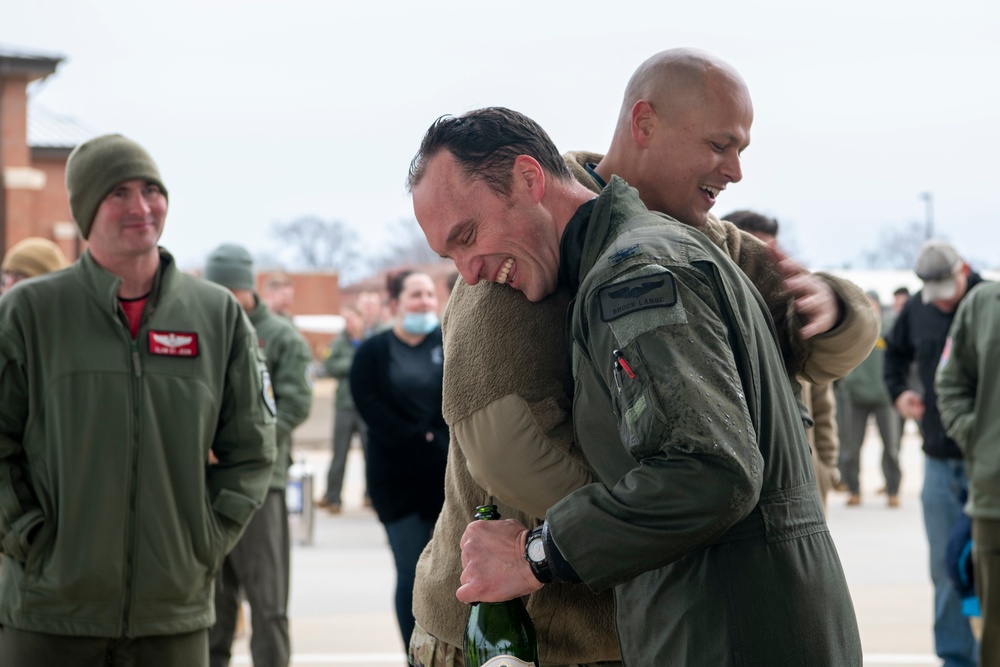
[914,240,962,304]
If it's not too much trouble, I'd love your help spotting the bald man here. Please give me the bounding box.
[409,49,874,667]
[567,49,875,377]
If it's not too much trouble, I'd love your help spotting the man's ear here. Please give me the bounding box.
[630,100,656,149]
[513,155,546,203]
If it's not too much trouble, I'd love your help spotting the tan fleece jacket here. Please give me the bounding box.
[803,381,840,512]
[411,281,619,664]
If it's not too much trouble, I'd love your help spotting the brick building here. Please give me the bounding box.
[1,46,93,261]
[2,44,460,361]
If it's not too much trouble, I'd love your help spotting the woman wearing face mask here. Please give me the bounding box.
[349,270,448,650]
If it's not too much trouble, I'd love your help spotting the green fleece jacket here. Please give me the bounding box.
[323,330,360,411]
[937,281,1000,519]
[0,249,276,638]
[249,299,313,489]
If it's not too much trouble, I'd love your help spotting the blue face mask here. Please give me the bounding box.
[401,311,439,335]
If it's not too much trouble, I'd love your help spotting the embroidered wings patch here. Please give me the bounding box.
[598,272,677,322]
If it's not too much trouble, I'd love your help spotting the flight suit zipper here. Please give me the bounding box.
[116,301,147,637]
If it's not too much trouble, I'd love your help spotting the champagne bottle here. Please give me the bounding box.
[463,505,540,667]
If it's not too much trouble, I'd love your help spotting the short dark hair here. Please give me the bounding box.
[724,209,780,238]
[893,286,910,298]
[407,107,572,197]
[387,269,415,301]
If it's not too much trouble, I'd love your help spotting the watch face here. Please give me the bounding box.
[527,536,546,563]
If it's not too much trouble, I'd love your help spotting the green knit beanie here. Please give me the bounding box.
[65,134,167,239]
[204,243,255,291]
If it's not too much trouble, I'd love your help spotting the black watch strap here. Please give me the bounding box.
[524,526,554,584]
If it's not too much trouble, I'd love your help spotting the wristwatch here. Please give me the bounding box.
[524,525,553,584]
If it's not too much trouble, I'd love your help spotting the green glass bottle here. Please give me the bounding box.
[463,505,539,667]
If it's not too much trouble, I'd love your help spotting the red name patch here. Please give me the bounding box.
[149,330,199,357]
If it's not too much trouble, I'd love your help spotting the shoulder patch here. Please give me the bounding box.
[599,272,677,322]
[938,336,952,369]
[261,369,278,416]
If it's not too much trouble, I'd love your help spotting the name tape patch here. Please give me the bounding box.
[599,272,677,322]
[148,331,199,357]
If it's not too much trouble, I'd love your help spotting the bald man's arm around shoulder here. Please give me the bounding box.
[709,216,879,384]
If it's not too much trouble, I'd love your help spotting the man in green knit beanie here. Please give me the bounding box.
[65,133,168,240]
[0,134,277,666]
[203,243,314,667]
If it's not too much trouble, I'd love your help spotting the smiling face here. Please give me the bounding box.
[393,272,438,317]
[87,179,166,263]
[411,151,563,303]
[632,70,752,227]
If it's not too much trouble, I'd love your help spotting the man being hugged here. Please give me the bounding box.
[409,108,862,665]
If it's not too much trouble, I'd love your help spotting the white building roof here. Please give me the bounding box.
[28,103,99,150]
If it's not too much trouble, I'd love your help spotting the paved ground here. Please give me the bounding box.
[228,379,957,666]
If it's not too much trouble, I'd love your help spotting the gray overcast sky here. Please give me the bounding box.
[3,0,998,274]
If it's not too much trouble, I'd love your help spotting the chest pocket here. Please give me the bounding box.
[608,342,674,459]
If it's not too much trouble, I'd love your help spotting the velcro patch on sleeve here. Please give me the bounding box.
[261,369,277,416]
[599,272,677,322]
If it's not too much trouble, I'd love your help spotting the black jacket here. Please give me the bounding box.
[884,272,985,459]
[350,327,448,523]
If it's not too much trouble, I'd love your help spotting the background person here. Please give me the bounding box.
[318,304,369,514]
[349,270,448,650]
[203,244,314,667]
[885,239,985,667]
[0,134,276,667]
[261,272,295,319]
[892,285,911,320]
[836,291,902,507]
[0,237,68,295]
[357,288,388,336]
[937,280,1000,666]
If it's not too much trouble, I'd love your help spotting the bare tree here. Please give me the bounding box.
[253,250,286,271]
[269,216,361,273]
[861,221,930,269]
